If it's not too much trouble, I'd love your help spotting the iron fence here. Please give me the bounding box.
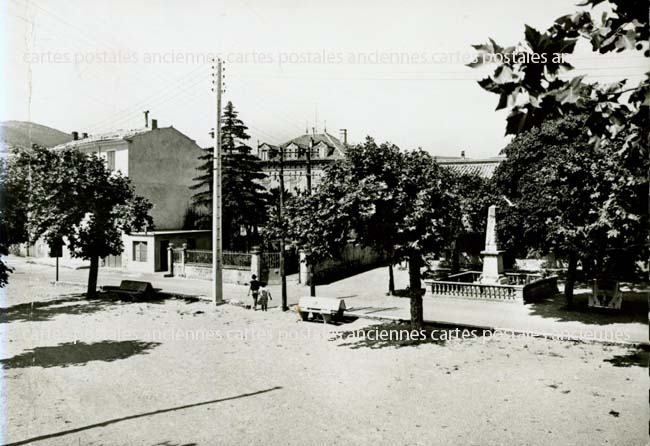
[172,248,183,263]
[222,251,251,268]
[261,252,281,269]
[186,249,212,265]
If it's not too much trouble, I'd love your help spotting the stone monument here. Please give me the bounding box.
[480,205,505,284]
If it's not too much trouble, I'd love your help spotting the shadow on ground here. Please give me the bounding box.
[604,347,650,368]
[0,340,160,369]
[529,291,648,325]
[0,292,201,324]
[0,295,117,324]
[334,321,490,349]
[3,387,282,446]
[300,315,359,326]
[151,442,197,446]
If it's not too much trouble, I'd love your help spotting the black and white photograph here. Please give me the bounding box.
[1,0,648,444]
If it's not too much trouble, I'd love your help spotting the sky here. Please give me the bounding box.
[2,0,648,157]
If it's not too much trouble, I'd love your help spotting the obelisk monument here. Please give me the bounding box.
[480,205,505,284]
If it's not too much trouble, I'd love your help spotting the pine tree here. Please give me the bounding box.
[190,101,270,250]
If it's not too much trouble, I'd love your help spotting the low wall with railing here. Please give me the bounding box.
[170,248,281,284]
[424,273,559,303]
[521,276,559,303]
[425,280,524,302]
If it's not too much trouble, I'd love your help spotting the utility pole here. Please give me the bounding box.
[306,138,312,193]
[278,146,288,311]
[211,58,224,305]
[306,138,315,297]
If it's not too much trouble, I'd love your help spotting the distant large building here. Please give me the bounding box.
[257,129,348,193]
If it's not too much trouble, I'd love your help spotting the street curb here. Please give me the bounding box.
[27,259,89,270]
[49,280,86,287]
[346,311,650,349]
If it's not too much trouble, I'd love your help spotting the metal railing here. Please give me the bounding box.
[261,252,280,269]
[186,249,212,265]
[222,251,251,268]
[172,248,281,271]
[446,271,543,286]
[172,248,183,263]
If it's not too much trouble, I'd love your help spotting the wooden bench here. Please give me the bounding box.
[104,280,156,301]
[298,297,346,324]
[589,279,622,309]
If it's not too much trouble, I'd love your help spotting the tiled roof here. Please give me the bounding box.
[259,132,346,161]
[281,132,346,157]
[51,127,154,150]
[436,156,505,178]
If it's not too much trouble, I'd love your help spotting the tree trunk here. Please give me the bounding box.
[87,255,99,298]
[309,264,316,297]
[388,263,395,295]
[450,237,460,275]
[564,252,577,308]
[408,252,423,329]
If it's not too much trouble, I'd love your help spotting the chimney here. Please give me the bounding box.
[461,150,466,158]
[151,119,158,130]
[144,110,150,128]
[72,131,79,140]
[82,132,88,139]
[339,129,348,145]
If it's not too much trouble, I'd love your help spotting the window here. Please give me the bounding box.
[133,241,148,262]
[106,151,116,171]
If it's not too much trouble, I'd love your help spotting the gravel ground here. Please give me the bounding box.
[1,265,648,446]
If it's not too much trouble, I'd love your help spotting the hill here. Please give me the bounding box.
[1,121,72,151]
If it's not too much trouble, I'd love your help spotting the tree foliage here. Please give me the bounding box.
[190,101,270,249]
[15,146,153,296]
[279,137,460,326]
[468,0,648,153]
[494,115,647,304]
[470,0,648,295]
[447,172,497,272]
[0,155,30,287]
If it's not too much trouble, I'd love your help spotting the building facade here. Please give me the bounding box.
[257,130,348,193]
[42,125,208,272]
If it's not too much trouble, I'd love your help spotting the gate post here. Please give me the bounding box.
[166,244,174,277]
[299,249,308,285]
[250,245,262,280]
[181,243,187,277]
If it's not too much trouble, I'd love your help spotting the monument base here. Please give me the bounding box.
[480,250,505,284]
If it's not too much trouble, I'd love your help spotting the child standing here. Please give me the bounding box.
[258,283,272,311]
[247,274,261,310]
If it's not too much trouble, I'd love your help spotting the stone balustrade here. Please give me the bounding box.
[424,275,559,303]
[425,279,523,302]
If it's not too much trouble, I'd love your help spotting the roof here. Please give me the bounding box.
[51,127,155,150]
[436,156,505,178]
[260,132,346,160]
[129,229,212,236]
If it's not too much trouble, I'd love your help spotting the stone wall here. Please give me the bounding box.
[301,244,386,285]
[171,261,250,284]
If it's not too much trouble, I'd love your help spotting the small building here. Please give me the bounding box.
[258,129,348,193]
[124,230,211,273]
